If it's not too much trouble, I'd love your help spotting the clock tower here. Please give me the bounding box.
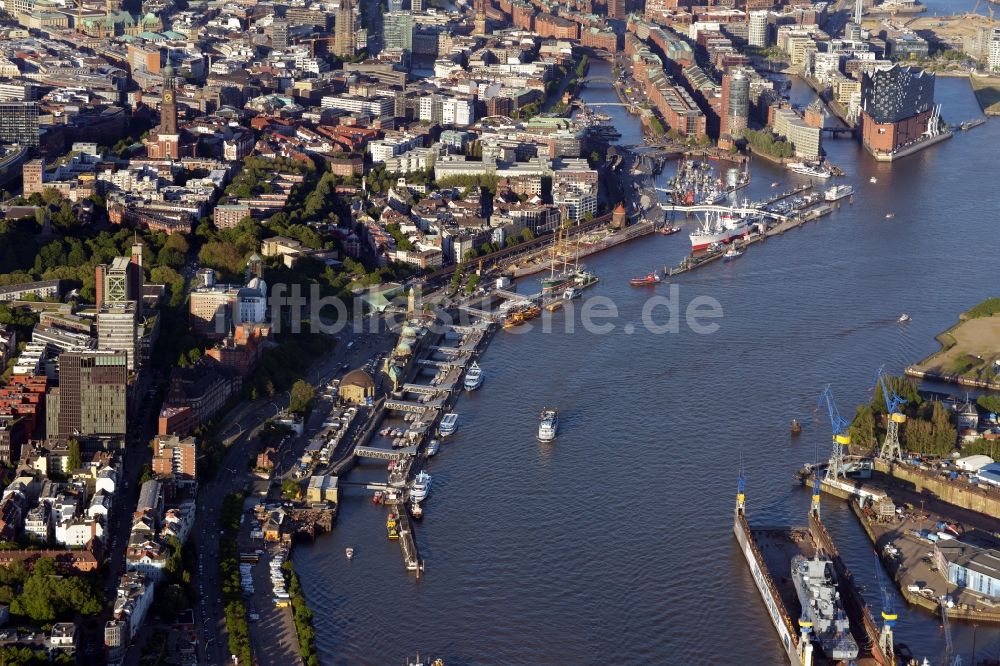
[157,64,179,159]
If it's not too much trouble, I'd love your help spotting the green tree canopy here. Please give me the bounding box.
[289,379,316,415]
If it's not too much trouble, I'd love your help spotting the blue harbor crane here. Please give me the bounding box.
[873,552,897,664]
[818,385,850,480]
[873,365,907,461]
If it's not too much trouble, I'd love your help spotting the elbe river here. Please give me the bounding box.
[293,57,1000,664]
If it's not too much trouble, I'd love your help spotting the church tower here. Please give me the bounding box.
[158,64,179,159]
[473,0,487,36]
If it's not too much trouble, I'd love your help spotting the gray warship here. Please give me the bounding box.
[791,554,860,662]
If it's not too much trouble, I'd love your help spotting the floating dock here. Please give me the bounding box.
[735,480,886,665]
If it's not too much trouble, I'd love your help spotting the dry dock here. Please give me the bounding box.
[735,483,884,665]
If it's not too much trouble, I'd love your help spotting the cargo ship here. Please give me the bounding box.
[689,210,756,252]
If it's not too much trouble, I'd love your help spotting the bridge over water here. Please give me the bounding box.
[658,203,790,222]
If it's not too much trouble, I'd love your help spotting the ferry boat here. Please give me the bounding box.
[630,271,661,286]
[386,513,399,540]
[537,408,559,442]
[411,471,431,502]
[723,248,743,261]
[438,412,458,437]
[426,439,440,457]
[823,184,854,202]
[689,210,754,252]
[410,501,423,519]
[786,162,832,179]
[463,362,483,391]
[791,554,860,661]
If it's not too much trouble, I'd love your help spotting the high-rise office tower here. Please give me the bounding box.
[46,351,128,439]
[335,0,356,57]
[0,101,39,146]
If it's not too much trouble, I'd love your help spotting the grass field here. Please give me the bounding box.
[971,75,1000,116]
[918,315,1000,380]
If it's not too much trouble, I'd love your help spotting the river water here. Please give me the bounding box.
[293,59,1000,664]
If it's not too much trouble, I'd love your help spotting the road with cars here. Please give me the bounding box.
[193,322,395,665]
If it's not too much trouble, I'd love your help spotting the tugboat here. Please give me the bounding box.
[538,408,559,442]
[386,513,400,540]
[723,248,743,261]
[410,501,423,519]
[630,271,661,286]
[372,491,383,505]
[790,418,802,435]
[660,226,681,236]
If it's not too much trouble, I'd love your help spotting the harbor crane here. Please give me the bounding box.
[873,552,897,664]
[939,596,963,666]
[873,365,907,461]
[818,385,850,480]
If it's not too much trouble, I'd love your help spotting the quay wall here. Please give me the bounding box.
[849,499,1000,623]
[874,459,1000,516]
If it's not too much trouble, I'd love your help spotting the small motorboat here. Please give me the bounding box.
[790,418,802,435]
[723,248,743,261]
[770,181,779,188]
[660,226,681,236]
[870,176,878,184]
[630,271,661,286]
[426,439,440,458]
[345,547,354,560]
[898,314,911,323]
[885,212,895,219]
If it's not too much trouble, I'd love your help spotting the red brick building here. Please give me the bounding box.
[580,27,620,51]
[534,13,578,39]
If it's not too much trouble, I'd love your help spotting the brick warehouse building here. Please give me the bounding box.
[860,65,937,156]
